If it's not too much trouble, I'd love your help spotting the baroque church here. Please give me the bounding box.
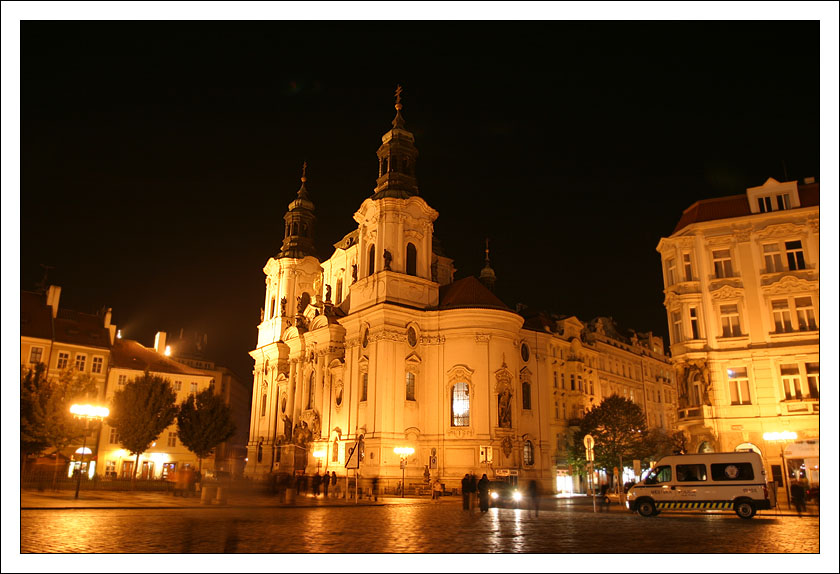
[246,91,554,491]
[245,91,678,494]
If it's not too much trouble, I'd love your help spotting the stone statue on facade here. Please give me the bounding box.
[352,263,358,283]
[281,296,287,317]
[325,284,332,302]
[498,389,512,428]
[383,249,393,271]
[293,421,311,446]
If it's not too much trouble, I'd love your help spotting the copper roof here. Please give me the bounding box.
[111,338,209,376]
[673,182,820,233]
[437,276,509,311]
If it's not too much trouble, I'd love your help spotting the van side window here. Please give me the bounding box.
[711,462,754,481]
[676,464,708,482]
[650,465,671,483]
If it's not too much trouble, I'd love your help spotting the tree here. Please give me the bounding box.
[20,364,98,484]
[571,394,649,486]
[177,388,236,474]
[107,372,177,481]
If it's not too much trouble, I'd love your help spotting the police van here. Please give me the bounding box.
[625,452,773,519]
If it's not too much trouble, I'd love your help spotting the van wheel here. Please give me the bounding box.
[734,500,755,519]
[637,499,657,517]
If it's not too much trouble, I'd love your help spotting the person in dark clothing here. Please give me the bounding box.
[478,474,490,512]
[331,471,338,498]
[527,479,540,517]
[789,480,807,517]
[323,471,330,498]
[312,472,322,497]
[461,473,472,510]
[372,477,379,501]
[470,474,478,510]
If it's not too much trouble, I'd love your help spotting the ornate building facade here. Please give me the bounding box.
[657,177,820,488]
[246,93,679,494]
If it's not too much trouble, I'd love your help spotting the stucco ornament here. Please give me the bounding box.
[501,436,513,457]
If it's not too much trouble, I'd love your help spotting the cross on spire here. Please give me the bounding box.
[395,84,403,109]
[301,161,307,182]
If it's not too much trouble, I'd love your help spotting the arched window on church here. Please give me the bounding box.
[451,382,470,427]
[307,372,316,410]
[523,440,535,466]
[260,393,267,417]
[522,381,532,410]
[336,278,343,305]
[406,242,417,276]
[405,372,416,401]
[368,245,376,276]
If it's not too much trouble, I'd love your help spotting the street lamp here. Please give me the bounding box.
[763,431,797,510]
[70,404,109,500]
[394,447,414,498]
[313,448,326,472]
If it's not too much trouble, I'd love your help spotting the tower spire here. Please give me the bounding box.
[479,238,497,291]
[278,162,317,259]
[373,85,420,199]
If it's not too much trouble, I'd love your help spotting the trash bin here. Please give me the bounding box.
[201,484,217,505]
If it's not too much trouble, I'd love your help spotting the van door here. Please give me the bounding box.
[675,463,710,508]
[646,465,677,506]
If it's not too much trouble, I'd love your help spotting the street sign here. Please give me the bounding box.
[345,442,360,469]
[584,434,594,450]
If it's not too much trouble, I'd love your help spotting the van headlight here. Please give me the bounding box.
[491,491,499,499]
[513,491,522,502]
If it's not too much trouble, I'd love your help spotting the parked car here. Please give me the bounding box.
[488,481,523,508]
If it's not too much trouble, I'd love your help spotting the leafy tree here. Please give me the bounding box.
[644,428,690,461]
[571,394,649,485]
[177,388,236,474]
[20,365,98,483]
[107,372,177,481]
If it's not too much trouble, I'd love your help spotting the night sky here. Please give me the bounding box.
[18,20,821,380]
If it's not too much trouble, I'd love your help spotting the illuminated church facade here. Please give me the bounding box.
[245,93,676,493]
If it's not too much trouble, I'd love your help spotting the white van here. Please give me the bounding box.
[625,452,773,519]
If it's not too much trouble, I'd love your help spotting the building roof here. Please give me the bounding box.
[20,290,111,349]
[673,182,819,233]
[437,276,509,311]
[20,291,53,340]
[110,338,208,376]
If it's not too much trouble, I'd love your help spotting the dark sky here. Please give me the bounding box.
[20,21,820,380]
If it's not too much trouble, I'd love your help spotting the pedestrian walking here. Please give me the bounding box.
[527,479,540,517]
[433,478,443,502]
[478,474,490,512]
[331,471,338,498]
[323,471,330,498]
[790,480,807,517]
[372,477,379,501]
[470,474,478,511]
[461,473,472,510]
[313,472,322,497]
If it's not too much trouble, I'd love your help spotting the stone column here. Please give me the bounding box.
[321,360,332,439]
[314,352,325,427]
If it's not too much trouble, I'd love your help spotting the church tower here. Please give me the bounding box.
[349,87,441,312]
[256,164,324,349]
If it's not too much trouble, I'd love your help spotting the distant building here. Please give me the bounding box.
[20,286,114,475]
[166,329,251,476]
[96,335,215,479]
[657,177,820,489]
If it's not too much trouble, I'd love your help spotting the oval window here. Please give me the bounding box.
[280,396,287,414]
[335,387,343,407]
[407,326,418,347]
[521,343,530,362]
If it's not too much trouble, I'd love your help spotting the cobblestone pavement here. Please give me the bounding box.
[20,496,820,554]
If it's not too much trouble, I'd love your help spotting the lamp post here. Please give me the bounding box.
[394,447,414,498]
[763,431,797,510]
[70,404,109,500]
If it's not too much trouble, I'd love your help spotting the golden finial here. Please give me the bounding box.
[301,161,307,183]
[395,84,403,110]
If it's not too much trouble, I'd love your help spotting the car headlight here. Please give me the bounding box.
[513,491,522,502]
[491,491,499,499]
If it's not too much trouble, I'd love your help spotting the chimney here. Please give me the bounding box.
[104,308,116,345]
[154,331,167,354]
[46,285,62,318]
[103,307,113,328]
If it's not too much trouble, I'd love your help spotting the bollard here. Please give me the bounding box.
[201,484,217,505]
[285,489,295,504]
[215,486,228,505]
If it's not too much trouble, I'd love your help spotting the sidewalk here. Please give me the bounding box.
[19,488,461,510]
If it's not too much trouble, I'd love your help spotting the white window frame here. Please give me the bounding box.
[711,249,734,279]
[689,306,700,339]
[785,240,806,271]
[405,371,416,401]
[190,382,198,395]
[727,367,751,405]
[671,310,683,344]
[665,258,676,286]
[719,303,743,338]
[682,253,694,281]
[91,356,104,374]
[771,299,794,333]
[57,351,70,370]
[780,364,804,401]
[451,381,470,427]
[794,297,817,331]
[167,432,177,447]
[29,346,44,364]
[763,243,784,273]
